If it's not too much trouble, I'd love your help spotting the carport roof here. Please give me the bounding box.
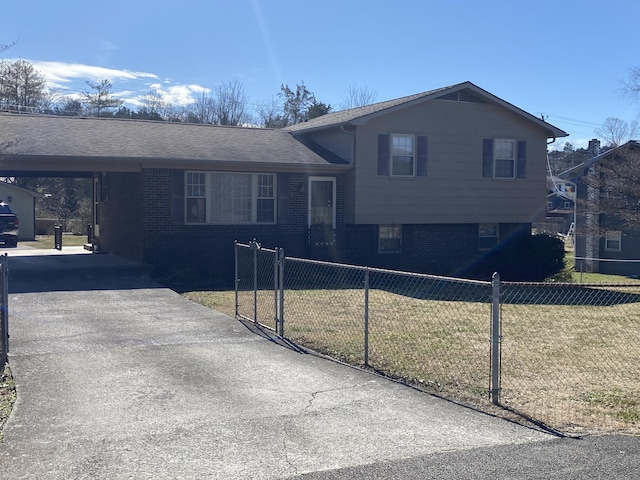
[0,113,350,174]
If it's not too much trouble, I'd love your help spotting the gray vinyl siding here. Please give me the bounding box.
[305,128,354,163]
[349,99,548,225]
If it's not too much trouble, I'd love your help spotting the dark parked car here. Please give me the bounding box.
[0,203,19,247]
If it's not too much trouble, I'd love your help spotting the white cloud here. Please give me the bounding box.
[29,61,158,90]
[9,60,210,108]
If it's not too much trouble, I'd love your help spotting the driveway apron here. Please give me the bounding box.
[0,248,551,479]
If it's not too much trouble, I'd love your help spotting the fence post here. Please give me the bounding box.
[278,248,285,337]
[490,272,501,405]
[54,224,62,250]
[250,239,260,324]
[234,241,239,318]
[273,246,279,333]
[364,267,370,367]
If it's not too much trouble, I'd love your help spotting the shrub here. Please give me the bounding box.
[471,234,565,282]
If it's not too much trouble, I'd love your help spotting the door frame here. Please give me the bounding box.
[307,176,336,228]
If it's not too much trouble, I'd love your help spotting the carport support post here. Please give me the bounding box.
[490,272,501,405]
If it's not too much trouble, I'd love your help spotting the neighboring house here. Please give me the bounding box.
[541,175,576,237]
[0,181,40,240]
[559,139,640,276]
[0,81,567,281]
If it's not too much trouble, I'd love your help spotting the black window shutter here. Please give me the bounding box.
[416,136,428,176]
[378,134,390,175]
[517,141,527,178]
[171,170,185,225]
[482,139,493,177]
[277,174,290,224]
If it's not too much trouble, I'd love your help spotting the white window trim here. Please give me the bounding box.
[604,230,622,252]
[478,223,499,251]
[184,171,277,225]
[390,133,416,177]
[493,138,516,179]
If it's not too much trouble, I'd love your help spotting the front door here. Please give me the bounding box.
[308,177,336,246]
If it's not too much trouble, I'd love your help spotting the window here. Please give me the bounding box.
[379,225,402,253]
[547,201,553,210]
[391,134,415,176]
[483,139,526,179]
[479,223,499,250]
[605,230,622,252]
[563,201,571,209]
[185,172,276,224]
[186,172,206,223]
[494,139,516,179]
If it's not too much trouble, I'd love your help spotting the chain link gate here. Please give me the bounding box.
[234,241,284,335]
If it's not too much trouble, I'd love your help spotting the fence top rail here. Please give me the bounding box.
[502,280,640,288]
[284,255,491,286]
[573,256,640,264]
[235,242,279,254]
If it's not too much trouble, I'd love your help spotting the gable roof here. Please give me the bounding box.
[0,180,42,198]
[558,140,640,179]
[285,81,568,139]
[0,113,349,174]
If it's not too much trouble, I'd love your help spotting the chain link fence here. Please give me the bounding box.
[500,281,640,434]
[235,242,640,435]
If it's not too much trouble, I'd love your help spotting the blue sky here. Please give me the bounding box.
[2,0,639,149]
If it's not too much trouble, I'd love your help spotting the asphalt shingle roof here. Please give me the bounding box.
[285,81,567,139]
[0,113,348,168]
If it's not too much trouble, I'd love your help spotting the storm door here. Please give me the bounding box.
[308,176,336,246]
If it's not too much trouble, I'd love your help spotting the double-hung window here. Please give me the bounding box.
[478,223,499,250]
[483,138,526,179]
[390,134,415,176]
[605,230,622,252]
[493,139,516,179]
[186,172,276,224]
[186,172,206,223]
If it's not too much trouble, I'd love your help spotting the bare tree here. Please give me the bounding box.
[212,79,250,126]
[340,84,378,109]
[0,40,16,55]
[579,143,640,233]
[622,66,640,98]
[256,97,288,128]
[54,98,84,116]
[0,59,48,112]
[185,89,215,124]
[82,79,123,117]
[595,117,640,147]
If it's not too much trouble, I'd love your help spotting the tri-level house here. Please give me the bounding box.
[0,81,567,282]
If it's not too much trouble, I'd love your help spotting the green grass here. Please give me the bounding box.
[21,234,89,249]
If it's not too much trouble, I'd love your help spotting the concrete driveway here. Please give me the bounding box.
[0,247,637,479]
